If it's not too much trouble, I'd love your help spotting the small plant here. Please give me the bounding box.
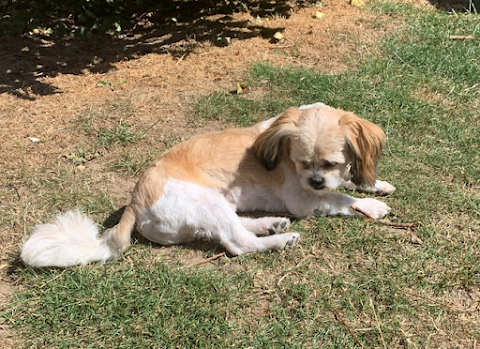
[112,150,158,177]
[97,80,127,91]
[64,146,102,165]
[162,135,185,149]
[99,123,144,146]
[77,107,98,135]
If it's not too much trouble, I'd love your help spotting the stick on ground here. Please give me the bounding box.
[334,309,365,349]
[350,205,418,229]
[190,252,225,266]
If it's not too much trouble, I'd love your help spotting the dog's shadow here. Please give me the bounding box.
[102,206,127,230]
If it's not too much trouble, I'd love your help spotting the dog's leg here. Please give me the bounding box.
[137,179,300,255]
[221,222,300,256]
[340,179,396,196]
[313,192,391,219]
[217,215,299,255]
[239,217,290,236]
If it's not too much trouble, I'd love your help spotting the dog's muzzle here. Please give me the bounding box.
[309,176,325,190]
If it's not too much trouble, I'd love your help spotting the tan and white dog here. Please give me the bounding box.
[21,103,395,268]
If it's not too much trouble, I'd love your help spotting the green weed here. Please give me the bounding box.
[99,124,144,147]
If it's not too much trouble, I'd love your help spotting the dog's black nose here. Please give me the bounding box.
[309,177,325,190]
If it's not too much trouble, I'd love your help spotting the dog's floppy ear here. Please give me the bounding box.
[252,107,301,171]
[340,112,385,187]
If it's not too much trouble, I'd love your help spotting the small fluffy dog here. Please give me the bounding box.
[21,103,395,268]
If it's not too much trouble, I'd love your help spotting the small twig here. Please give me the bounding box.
[370,298,387,349]
[334,309,365,349]
[373,220,418,229]
[14,187,21,200]
[350,205,376,219]
[277,255,314,287]
[450,35,475,40]
[277,273,289,287]
[269,44,296,49]
[350,205,418,229]
[61,318,77,325]
[175,52,188,65]
[141,117,165,139]
[191,252,225,266]
[39,270,67,288]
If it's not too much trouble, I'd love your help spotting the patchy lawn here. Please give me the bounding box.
[1,0,479,348]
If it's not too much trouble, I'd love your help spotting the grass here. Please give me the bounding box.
[8,257,254,348]
[3,1,480,348]
[195,91,292,127]
[78,99,144,148]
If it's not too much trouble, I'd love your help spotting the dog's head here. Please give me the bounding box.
[252,105,385,193]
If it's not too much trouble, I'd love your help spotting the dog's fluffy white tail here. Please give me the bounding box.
[21,211,115,268]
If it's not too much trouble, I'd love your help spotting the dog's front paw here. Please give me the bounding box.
[373,180,396,195]
[284,233,300,249]
[268,218,291,235]
[352,198,391,219]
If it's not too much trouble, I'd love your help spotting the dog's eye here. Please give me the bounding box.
[300,160,312,168]
[323,161,338,169]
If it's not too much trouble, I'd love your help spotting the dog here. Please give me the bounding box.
[20,102,395,267]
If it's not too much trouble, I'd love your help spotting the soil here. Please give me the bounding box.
[0,0,440,347]
[0,0,398,168]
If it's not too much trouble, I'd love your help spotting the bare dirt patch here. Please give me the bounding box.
[0,0,396,172]
[0,276,17,349]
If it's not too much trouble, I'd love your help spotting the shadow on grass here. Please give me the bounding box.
[426,0,479,12]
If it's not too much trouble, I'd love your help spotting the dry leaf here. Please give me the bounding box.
[315,11,325,18]
[236,82,247,94]
[350,0,365,7]
[273,32,283,41]
[409,232,423,245]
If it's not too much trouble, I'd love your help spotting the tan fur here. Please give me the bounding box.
[108,105,385,254]
[339,112,385,186]
[20,103,392,267]
[252,107,302,170]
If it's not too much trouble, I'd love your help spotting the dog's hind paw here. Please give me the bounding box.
[267,218,291,235]
[284,233,300,249]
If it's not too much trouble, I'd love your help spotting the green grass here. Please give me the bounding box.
[8,257,254,348]
[195,91,292,127]
[78,98,144,148]
[3,1,480,348]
